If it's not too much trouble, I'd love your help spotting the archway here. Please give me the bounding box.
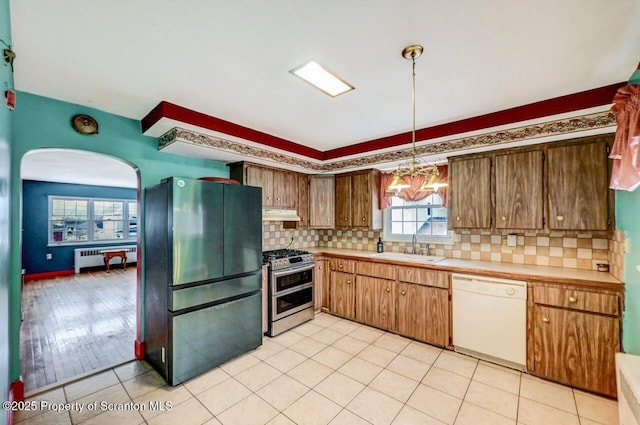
[19,148,141,394]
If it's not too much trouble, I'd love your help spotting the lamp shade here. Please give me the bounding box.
[388,174,411,191]
[420,172,449,192]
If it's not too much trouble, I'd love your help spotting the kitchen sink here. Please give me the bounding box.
[370,252,445,263]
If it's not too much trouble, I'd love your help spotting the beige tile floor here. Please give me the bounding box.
[14,313,619,425]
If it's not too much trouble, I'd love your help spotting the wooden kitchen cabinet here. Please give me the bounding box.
[495,150,544,229]
[246,165,274,207]
[547,139,610,230]
[335,175,352,226]
[309,175,335,228]
[334,169,382,230]
[297,174,310,228]
[228,162,297,209]
[529,282,622,397]
[328,258,357,319]
[314,258,330,311]
[448,156,492,229]
[355,276,397,330]
[448,134,613,231]
[355,261,397,330]
[397,266,450,347]
[329,270,356,320]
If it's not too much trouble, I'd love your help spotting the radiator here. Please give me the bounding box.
[617,353,640,425]
[74,245,137,273]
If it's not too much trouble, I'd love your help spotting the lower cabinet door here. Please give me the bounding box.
[533,305,619,397]
[355,276,396,330]
[329,271,356,320]
[398,283,449,347]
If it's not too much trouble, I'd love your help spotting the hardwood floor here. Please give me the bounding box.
[20,267,136,393]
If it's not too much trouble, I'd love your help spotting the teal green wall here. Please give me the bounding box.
[617,190,640,355]
[1,0,13,416]
[9,91,229,382]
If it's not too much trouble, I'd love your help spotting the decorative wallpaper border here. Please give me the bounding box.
[158,111,615,172]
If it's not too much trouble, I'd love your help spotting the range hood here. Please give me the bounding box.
[262,209,301,222]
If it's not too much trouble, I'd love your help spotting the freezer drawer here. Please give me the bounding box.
[170,272,261,312]
[168,291,263,385]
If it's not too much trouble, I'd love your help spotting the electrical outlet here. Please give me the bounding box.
[46,253,52,260]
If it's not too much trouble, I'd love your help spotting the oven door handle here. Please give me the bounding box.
[273,282,314,297]
[271,262,315,278]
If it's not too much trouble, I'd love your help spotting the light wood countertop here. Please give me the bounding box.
[308,247,622,290]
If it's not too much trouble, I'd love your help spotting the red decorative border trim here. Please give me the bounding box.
[142,101,324,160]
[144,83,624,161]
[160,111,615,172]
[23,270,74,283]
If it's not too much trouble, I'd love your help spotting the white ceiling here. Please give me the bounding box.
[21,150,138,188]
[9,0,640,185]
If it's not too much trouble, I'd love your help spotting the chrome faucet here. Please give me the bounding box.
[404,233,421,254]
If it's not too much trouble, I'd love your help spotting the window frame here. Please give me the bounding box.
[48,195,138,246]
[382,193,455,245]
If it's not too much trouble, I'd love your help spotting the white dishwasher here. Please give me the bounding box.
[452,273,527,370]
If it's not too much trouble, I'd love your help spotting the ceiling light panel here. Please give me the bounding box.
[290,60,354,97]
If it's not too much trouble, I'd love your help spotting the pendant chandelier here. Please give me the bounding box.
[387,45,448,193]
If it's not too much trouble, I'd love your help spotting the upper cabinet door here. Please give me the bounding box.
[495,150,544,229]
[272,170,297,209]
[351,173,371,228]
[547,141,609,230]
[246,166,273,207]
[309,175,335,228]
[297,174,310,228]
[449,157,492,228]
[335,175,352,227]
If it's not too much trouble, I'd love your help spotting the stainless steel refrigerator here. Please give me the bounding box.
[144,177,262,386]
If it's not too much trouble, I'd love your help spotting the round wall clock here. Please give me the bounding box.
[71,114,99,135]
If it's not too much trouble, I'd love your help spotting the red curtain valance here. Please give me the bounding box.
[379,165,448,209]
[610,84,640,191]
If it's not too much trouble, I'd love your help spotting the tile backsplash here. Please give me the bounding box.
[263,223,619,274]
[262,222,320,251]
[317,229,611,272]
[609,229,625,280]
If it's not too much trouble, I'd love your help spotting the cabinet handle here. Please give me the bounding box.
[501,216,506,221]
[542,316,550,323]
[277,197,281,201]
[456,216,461,221]
[569,295,577,303]
[344,217,348,221]
[401,291,406,296]
[339,264,343,268]
[362,217,366,221]
[347,280,352,285]
[556,215,565,222]
[386,287,390,293]
[267,196,271,200]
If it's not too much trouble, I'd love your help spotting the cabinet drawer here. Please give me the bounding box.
[397,267,449,289]
[356,261,396,280]
[329,258,357,273]
[532,284,619,316]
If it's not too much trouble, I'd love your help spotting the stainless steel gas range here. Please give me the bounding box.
[262,249,315,336]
